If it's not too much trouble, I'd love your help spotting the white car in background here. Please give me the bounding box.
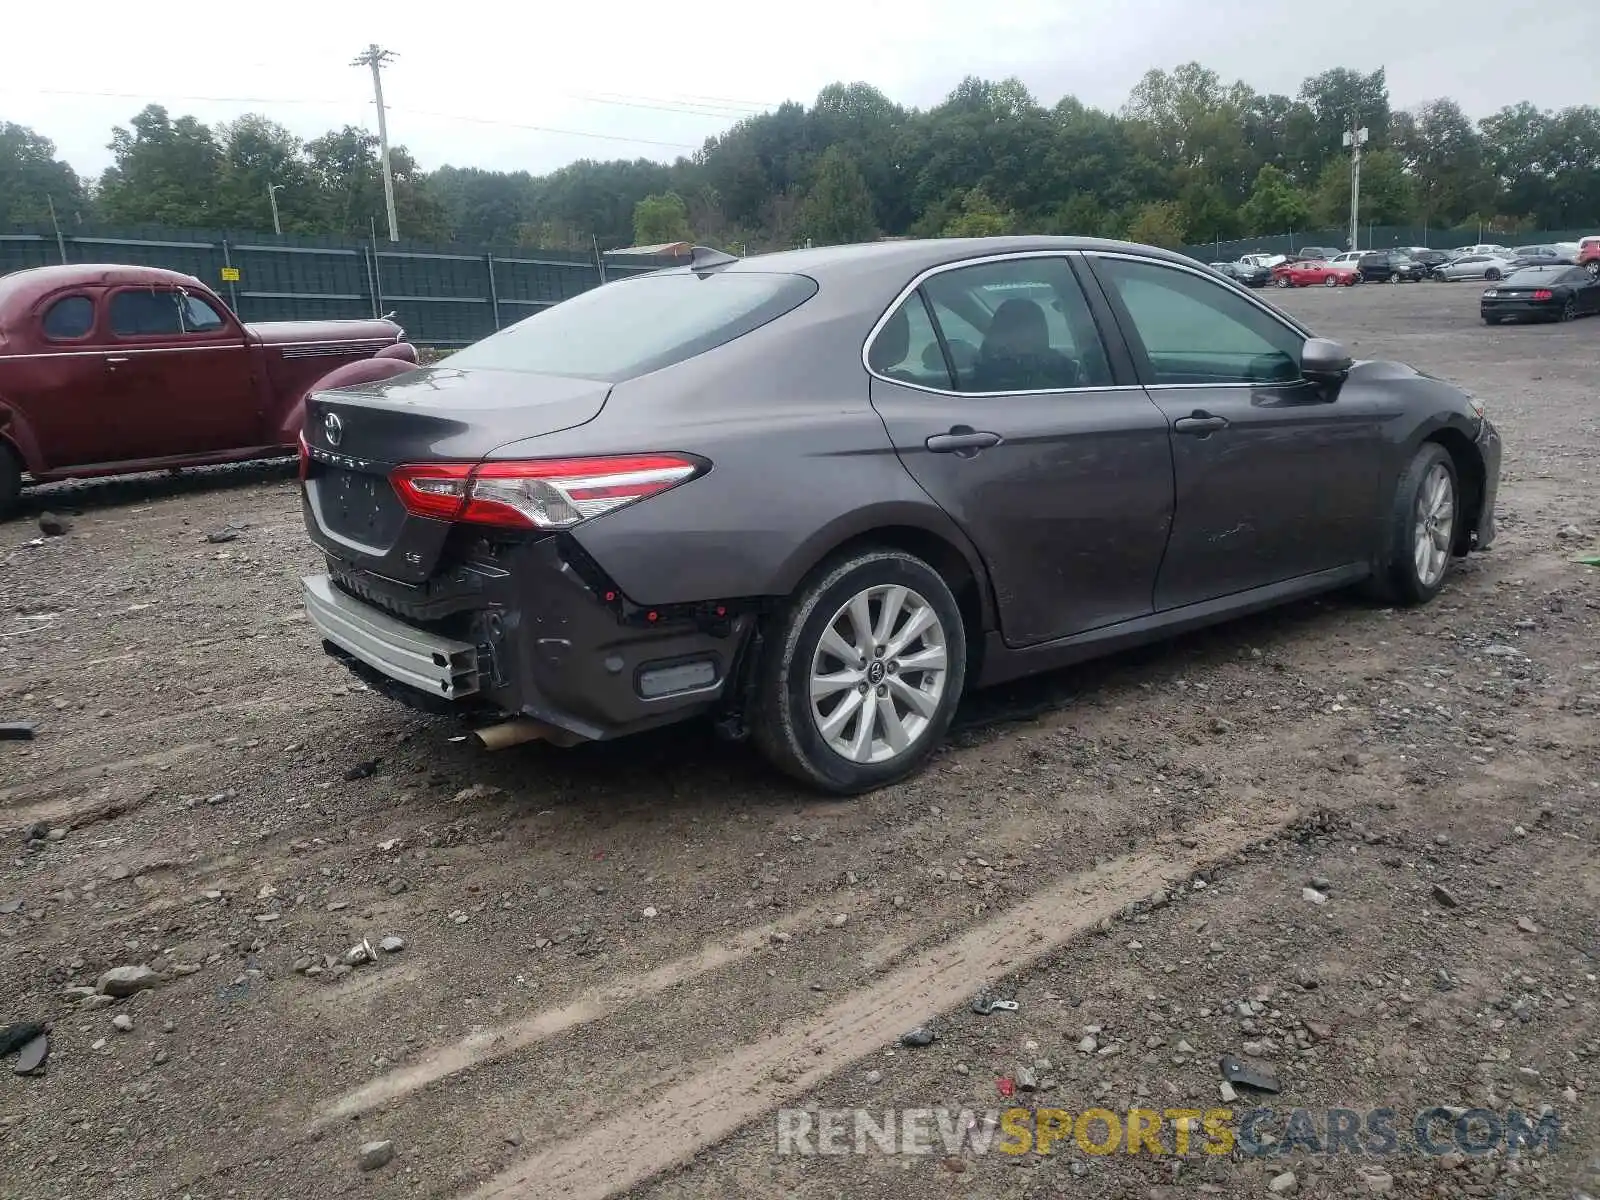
[1328,251,1365,268]
[1434,254,1515,282]
[1450,243,1512,258]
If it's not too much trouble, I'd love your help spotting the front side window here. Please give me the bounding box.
[110,290,184,337]
[916,257,1113,393]
[42,295,93,340]
[1094,257,1303,386]
[181,295,225,332]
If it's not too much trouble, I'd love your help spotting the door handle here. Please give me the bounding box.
[926,428,1002,454]
[1173,412,1229,435]
[105,356,130,366]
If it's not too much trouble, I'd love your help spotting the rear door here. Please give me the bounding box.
[1082,251,1389,610]
[867,253,1174,648]
[14,291,126,469]
[104,287,256,459]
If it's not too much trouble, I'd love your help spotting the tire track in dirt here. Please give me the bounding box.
[458,808,1296,1200]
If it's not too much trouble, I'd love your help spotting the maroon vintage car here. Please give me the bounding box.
[0,264,418,516]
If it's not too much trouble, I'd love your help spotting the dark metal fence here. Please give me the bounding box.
[0,224,675,348]
[1182,226,1595,263]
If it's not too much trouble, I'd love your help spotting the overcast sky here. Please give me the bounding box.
[6,0,1598,182]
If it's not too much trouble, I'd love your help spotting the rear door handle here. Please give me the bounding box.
[105,356,130,367]
[1173,412,1229,436]
[926,429,1002,454]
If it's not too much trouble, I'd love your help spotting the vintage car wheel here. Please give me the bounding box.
[1371,443,1458,606]
[0,444,21,520]
[752,548,966,795]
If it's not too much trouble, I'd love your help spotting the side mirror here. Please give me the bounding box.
[1302,337,1353,381]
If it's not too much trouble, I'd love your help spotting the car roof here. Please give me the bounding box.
[0,263,205,311]
[654,236,1209,287]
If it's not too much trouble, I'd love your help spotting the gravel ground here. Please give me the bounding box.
[0,280,1596,1200]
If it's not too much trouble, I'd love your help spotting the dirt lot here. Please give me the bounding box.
[1,280,1597,1200]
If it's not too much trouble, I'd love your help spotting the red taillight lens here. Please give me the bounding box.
[297,430,311,482]
[1532,289,1553,301]
[390,455,702,529]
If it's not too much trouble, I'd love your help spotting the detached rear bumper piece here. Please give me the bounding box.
[303,574,481,699]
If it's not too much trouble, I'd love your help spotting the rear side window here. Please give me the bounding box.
[445,271,818,381]
[42,295,93,339]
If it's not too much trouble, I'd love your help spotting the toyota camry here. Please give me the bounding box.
[298,237,1501,794]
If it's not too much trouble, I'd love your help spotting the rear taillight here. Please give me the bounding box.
[1532,289,1553,301]
[390,455,702,529]
[297,430,310,482]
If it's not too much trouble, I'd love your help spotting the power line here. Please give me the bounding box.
[389,108,700,149]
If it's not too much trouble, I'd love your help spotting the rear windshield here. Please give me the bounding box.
[1504,267,1570,283]
[445,271,817,381]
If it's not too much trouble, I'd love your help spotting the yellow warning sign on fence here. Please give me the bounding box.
[221,267,241,282]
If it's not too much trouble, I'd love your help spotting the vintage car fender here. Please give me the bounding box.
[0,398,43,473]
[274,343,420,443]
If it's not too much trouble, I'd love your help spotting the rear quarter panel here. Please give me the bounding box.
[487,295,991,616]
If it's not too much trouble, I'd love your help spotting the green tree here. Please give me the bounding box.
[1238,165,1310,234]
[1309,148,1415,229]
[632,191,692,245]
[97,105,222,225]
[305,127,448,241]
[214,115,312,233]
[1125,200,1187,248]
[798,146,876,245]
[1392,100,1497,227]
[941,187,1013,237]
[0,122,85,226]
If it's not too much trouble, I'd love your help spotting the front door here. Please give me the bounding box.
[867,253,1175,648]
[104,287,257,460]
[1082,253,1387,611]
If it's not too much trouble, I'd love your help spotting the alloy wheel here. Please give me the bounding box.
[1413,463,1455,588]
[808,584,948,765]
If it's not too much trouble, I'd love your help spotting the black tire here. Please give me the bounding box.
[1484,268,1501,281]
[0,443,21,521]
[1388,272,1401,284]
[1275,277,1290,288]
[1323,275,1339,287]
[1559,298,1578,322]
[751,548,967,795]
[1587,261,1600,279]
[1369,443,1459,606]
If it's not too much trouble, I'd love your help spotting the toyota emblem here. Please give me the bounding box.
[324,412,344,447]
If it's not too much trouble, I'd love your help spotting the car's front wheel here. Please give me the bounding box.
[1371,443,1459,606]
[0,443,21,521]
[752,548,966,794]
[1587,261,1599,279]
[1485,268,1501,281]
[1324,275,1339,287]
[1389,271,1402,284]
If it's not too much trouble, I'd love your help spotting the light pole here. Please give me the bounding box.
[1342,124,1369,251]
[267,183,285,236]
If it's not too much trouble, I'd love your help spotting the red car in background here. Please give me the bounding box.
[1273,260,1362,288]
[1578,236,1600,278]
[0,264,419,517]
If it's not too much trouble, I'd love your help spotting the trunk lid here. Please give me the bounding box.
[302,366,611,583]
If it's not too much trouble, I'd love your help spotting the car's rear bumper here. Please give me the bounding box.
[1481,301,1557,320]
[301,538,756,741]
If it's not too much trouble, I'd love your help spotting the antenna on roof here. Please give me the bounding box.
[688,246,739,270]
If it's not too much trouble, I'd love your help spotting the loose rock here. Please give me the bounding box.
[1301,887,1328,906]
[1432,883,1460,908]
[38,513,71,537]
[96,966,159,998]
[1269,1171,1298,1194]
[379,936,405,954]
[358,1140,395,1171]
[111,1014,134,1032]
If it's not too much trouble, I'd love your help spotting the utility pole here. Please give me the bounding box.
[352,43,400,243]
[267,183,285,235]
[1342,118,1369,252]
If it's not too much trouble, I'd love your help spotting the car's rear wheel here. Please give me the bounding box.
[0,443,21,521]
[752,548,966,795]
[1324,275,1339,287]
[1559,297,1578,322]
[1370,443,1458,606]
[1275,277,1290,288]
[1485,268,1501,281]
[1388,271,1402,284]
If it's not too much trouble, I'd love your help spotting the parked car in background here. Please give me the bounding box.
[1357,251,1428,283]
[1272,259,1361,287]
[1238,252,1289,269]
[0,264,414,517]
[1209,261,1272,288]
[1293,246,1339,262]
[1405,249,1452,276]
[1451,244,1512,258]
[298,236,1501,794]
[1509,245,1570,265]
[1434,254,1514,282]
[1328,251,1365,268]
[1579,236,1600,278]
[1481,265,1600,324]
